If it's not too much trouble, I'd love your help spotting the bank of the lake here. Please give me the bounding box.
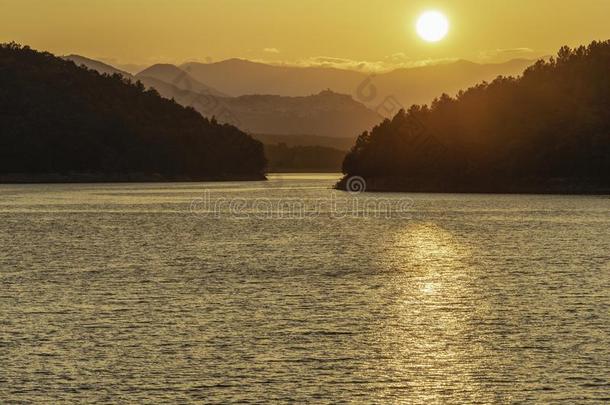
[336,175,610,195]
[0,173,266,184]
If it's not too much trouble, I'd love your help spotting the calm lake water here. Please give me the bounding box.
[1,174,609,403]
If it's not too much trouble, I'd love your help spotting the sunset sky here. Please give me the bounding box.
[2,0,610,71]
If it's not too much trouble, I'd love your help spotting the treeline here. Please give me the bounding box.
[341,41,610,192]
[0,43,266,181]
[265,143,344,172]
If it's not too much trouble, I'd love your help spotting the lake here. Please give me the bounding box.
[1,174,609,403]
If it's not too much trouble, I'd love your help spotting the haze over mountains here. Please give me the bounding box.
[179,58,534,110]
[68,56,383,139]
[137,64,227,97]
[135,83,382,139]
[66,54,535,139]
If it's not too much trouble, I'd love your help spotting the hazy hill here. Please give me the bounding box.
[215,91,382,138]
[181,58,364,98]
[180,58,534,112]
[339,41,610,193]
[367,59,534,113]
[251,134,356,151]
[63,54,134,79]
[0,44,266,181]
[69,55,534,117]
[264,143,345,172]
[136,64,226,97]
[136,75,381,138]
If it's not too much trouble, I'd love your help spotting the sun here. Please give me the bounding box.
[416,11,449,42]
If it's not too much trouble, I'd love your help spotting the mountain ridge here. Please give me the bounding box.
[67,54,536,111]
[136,75,382,139]
[136,64,227,97]
[63,54,134,79]
[179,57,535,110]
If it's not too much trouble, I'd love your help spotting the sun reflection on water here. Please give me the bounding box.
[369,222,498,402]
[392,222,466,268]
[420,281,438,295]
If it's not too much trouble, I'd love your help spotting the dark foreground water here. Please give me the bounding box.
[1,174,609,403]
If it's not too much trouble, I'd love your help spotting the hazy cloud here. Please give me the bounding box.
[120,48,541,75]
[477,47,541,61]
[97,57,147,74]
[266,55,461,73]
[295,56,384,71]
[384,53,460,68]
[183,56,215,64]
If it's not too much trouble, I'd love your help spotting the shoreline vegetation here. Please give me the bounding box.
[336,176,610,195]
[263,143,345,173]
[0,173,266,184]
[337,41,610,194]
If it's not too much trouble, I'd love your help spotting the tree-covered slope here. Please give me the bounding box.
[340,41,610,193]
[0,43,266,181]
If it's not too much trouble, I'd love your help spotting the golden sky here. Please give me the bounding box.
[2,0,610,70]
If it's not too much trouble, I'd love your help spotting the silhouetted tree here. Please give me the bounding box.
[264,143,345,172]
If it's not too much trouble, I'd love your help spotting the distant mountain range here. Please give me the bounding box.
[181,59,365,100]
[64,54,536,138]
[178,58,534,111]
[67,56,383,138]
[135,81,381,138]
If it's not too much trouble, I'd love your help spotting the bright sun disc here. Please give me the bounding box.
[416,11,449,42]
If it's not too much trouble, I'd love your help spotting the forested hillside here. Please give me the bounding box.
[0,43,266,181]
[340,41,610,193]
